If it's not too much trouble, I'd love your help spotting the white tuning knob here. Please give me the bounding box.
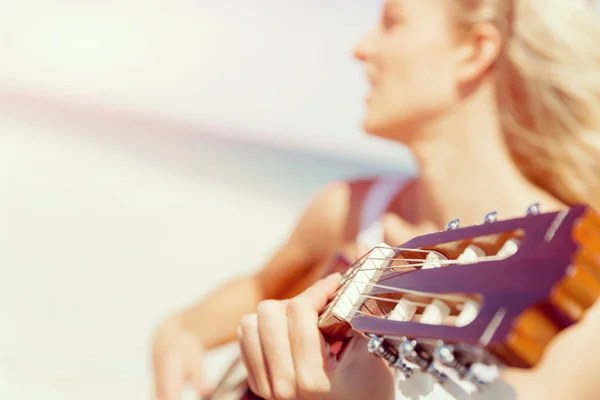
[421,299,451,325]
[388,298,417,321]
[469,363,500,384]
[497,238,520,258]
[457,245,485,264]
[422,251,447,269]
[456,300,480,327]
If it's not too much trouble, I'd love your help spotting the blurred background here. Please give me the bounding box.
[0,1,415,399]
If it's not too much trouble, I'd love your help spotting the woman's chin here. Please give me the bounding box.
[362,118,414,144]
[361,116,390,137]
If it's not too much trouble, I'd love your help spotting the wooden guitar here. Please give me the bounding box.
[208,204,600,399]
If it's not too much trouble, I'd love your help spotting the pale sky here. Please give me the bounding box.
[0,0,414,169]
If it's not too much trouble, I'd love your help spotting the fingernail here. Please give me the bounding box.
[242,313,259,328]
[328,272,342,280]
[240,313,252,326]
[358,241,370,253]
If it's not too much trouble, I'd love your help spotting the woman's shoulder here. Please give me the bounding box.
[344,174,415,200]
[292,174,416,246]
[313,174,414,213]
[319,175,416,241]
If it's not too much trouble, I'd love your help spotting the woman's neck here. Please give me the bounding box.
[408,87,564,229]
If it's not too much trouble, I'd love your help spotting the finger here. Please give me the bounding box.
[286,303,334,394]
[238,325,259,396]
[239,313,272,399]
[295,273,342,311]
[356,241,370,259]
[257,300,297,400]
[153,354,183,400]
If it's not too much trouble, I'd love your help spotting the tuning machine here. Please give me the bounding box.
[398,337,449,383]
[433,342,456,366]
[446,219,460,230]
[526,203,540,215]
[389,338,414,380]
[367,335,403,366]
[432,341,496,388]
[483,211,498,223]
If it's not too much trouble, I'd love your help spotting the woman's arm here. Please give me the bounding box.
[502,300,600,400]
[178,181,353,348]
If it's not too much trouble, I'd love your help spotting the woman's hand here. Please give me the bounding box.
[152,315,212,400]
[237,273,396,400]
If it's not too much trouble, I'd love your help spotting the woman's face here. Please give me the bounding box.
[354,0,464,142]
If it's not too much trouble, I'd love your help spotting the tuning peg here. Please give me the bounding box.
[433,342,497,389]
[367,335,419,380]
[367,335,391,359]
[367,335,402,365]
[427,366,449,384]
[398,336,417,357]
[446,219,460,230]
[433,342,471,377]
[468,364,501,387]
[367,335,384,353]
[391,357,415,380]
[526,203,540,215]
[483,211,498,223]
[400,338,443,374]
[396,338,450,384]
[433,342,456,366]
[398,337,426,370]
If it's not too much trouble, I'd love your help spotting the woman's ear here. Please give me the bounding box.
[456,23,503,84]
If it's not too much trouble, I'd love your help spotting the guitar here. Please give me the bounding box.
[208,204,600,399]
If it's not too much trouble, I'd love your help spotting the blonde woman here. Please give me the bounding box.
[152,0,600,399]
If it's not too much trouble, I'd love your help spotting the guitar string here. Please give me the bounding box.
[324,251,504,320]
[339,245,508,279]
[359,254,505,271]
[325,277,477,317]
[321,240,530,365]
[341,281,473,303]
[326,246,507,322]
[339,246,436,278]
[331,256,468,300]
[324,289,475,325]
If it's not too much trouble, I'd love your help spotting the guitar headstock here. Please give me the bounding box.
[317,203,600,391]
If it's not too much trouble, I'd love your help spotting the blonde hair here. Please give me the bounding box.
[456,0,600,210]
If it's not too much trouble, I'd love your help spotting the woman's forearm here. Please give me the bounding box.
[179,276,265,349]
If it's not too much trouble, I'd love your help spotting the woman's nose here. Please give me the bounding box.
[352,27,377,62]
